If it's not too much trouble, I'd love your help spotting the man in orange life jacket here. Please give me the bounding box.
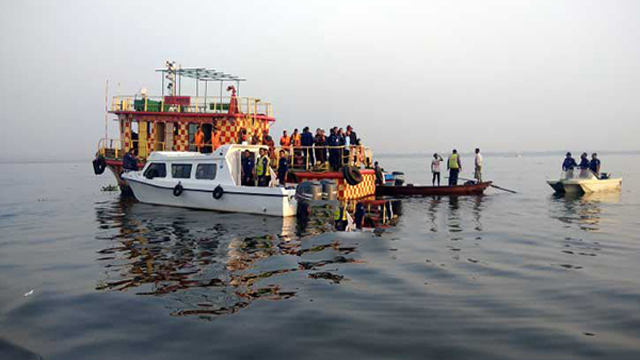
[194,126,205,152]
[210,126,220,151]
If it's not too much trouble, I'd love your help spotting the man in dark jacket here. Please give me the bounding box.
[347,125,358,145]
[241,150,255,186]
[277,149,289,185]
[122,148,138,171]
[300,126,315,167]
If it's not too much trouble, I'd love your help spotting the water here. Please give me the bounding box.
[1,155,639,359]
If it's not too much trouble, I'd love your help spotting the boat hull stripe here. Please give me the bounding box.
[125,177,289,198]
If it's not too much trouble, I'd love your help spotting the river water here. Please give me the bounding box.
[1,154,639,359]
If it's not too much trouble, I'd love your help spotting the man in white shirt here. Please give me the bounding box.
[474,148,483,183]
[431,153,443,186]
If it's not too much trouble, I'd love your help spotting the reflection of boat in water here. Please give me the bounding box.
[377,181,492,196]
[547,169,622,194]
[549,188,620,232]
[122,144,297,217]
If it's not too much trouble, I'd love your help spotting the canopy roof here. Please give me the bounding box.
[155,67,246,82]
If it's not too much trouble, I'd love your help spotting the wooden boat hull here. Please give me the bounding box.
[376,182,492,196]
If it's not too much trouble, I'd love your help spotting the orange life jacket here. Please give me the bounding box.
[194,130,204,147]
[211,131,220,150]
[280,135,291,147]
[292,134,301,147]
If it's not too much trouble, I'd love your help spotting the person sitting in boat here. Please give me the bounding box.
[122,148,138,172]
[589,153,601,178]
[277,149,289,185]
[194,126,205,152]
[262,130,275,159]
[431,153,443,186]
[562,152,577,171]
[256,148,271,187]
[241,150,255,186]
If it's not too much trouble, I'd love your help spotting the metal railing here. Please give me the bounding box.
[111,96,274,117]
[270,145,373,172]
[97,138,169,159]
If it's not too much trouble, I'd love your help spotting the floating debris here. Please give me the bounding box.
[101,184,119,192]
[308,272,345,284]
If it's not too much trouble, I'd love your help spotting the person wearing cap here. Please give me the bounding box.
[256,147,271,187]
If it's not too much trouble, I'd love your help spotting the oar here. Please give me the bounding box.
[456,176,518,194]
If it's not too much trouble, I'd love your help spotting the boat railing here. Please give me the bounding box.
[97,137,170,159]
[270,145,373,172]
[561,168,597,180]
[111,95,273,117]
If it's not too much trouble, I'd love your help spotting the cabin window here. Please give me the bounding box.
[171,164,193,179]
[144,163,167,179]
[195,164,217,180]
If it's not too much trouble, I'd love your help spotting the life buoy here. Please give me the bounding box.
[342,166,363,186]
[93,156,106,175]
[173,183,184,197]
[212,185,224,200]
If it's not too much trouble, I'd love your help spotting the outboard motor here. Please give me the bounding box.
[392,171,405,186]
[295,181,323,201]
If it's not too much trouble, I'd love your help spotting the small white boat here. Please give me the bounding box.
[547,169,622,194]
[122,145,298,217]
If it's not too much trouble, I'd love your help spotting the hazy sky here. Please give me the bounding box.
[1,0,639,160]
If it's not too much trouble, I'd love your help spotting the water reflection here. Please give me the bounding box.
[421,195,487,236]
[93,197,355,318]
[549,192,620,232]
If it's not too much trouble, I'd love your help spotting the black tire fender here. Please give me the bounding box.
[342,166,363,186]
[173,183,184,197]
[212,185,224,200]
[93,156,107,175]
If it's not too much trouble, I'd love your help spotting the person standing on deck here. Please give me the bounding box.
[123,148,138,172]
[314,128,326,165]
[263,130,275,159]
[474,148,483,183]
[578,152,590,169]
[447,149,462,186]
[562,152,577,172]
[210,126,220,151]
[589,153,601,178]
[256,148,271,187]
[194,126,205,152]
[301,127,314,168]
[280,130,291,152]
[431,153,443,186]
[277,149,289,185]
[241,150,255,186]
[328,128,341,171]
[374,161,384,186]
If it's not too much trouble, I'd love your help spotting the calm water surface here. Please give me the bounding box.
[1,155,639,359]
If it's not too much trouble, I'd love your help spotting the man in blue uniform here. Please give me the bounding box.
[300,126,315,167]
[277,149,289,185]
[562,152,577,171]
[589,153,601,178]
[241,150,255,186]
[578,152,590,169]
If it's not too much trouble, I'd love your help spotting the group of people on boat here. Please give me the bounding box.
[428,148,484,187]
[240,148,273,187]
[562,152,601,177]
[279,125,361,171]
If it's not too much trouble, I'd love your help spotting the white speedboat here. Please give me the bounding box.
[547,169,622,194]
[121,145,297,217]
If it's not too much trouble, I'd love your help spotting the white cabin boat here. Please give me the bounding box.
[547,169,622,194]
[121,145,298,217]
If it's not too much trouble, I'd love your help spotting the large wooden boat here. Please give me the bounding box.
[93,61,378,200]
[376,181,492,197]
